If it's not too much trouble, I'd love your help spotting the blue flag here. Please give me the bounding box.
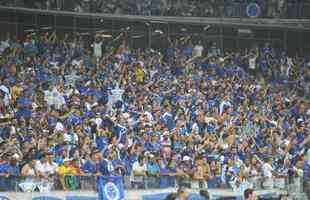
[98,176,125,200]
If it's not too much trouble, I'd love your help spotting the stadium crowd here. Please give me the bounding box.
[0,31,309,196]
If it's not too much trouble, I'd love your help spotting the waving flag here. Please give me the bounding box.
[98,176,125,200]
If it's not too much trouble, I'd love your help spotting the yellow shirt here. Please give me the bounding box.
[57,165,77,176]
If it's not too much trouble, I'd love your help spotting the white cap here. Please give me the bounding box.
[183,156,191,161]
[297,118,304,123]
[64,158,72,162]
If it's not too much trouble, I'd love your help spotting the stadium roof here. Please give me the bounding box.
[1,5,310,31]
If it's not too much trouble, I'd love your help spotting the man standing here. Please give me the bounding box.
[262,157,274,189]
[92,36,103,66]
[130,156,147,189]
[193,40,204,57]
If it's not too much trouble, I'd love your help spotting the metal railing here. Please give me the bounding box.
[0,0,309,19]
[0,175,308,194]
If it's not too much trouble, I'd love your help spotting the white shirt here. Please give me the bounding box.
[130,161,146,182]
[219,100,232,115]
[93,117,102,129]
[49,61,59,68]
[0,40,10,53]
[149,69,157,80]
[107,86,124,111]
[35,161,57,177]
[262,163,273,178]
[93,42,103,58]
[191,122,199,133]
[55,122,64,132]
[71,59,83,67]
[65,73,80,87]
[287,58,293,68]
[127,137,133,148]
[193,44,204,57]
[143,111,154,122]
[44,88,66,109]
[64,132,78,144]
[111,87,124,102]
[0,85,11,106]
[249,56,256,69]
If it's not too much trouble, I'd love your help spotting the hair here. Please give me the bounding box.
[200,189,210,200]
[138,155,144,163]
[244,188,254,199]
[164,193,178,200]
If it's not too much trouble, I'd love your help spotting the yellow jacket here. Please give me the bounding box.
[57,165,78,176]
[136,67,145,83]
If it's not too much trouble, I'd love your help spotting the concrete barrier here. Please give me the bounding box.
[0,188,285,200]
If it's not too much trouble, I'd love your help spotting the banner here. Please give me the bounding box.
[98,176,125,200]
[246,3,261,18]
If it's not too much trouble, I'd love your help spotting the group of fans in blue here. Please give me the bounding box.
[0,31,309,196]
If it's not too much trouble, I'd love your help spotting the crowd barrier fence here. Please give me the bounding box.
[0,175,308,194]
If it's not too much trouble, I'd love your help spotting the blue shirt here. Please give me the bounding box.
[0,162,11,191]
[96,136,109,151]
[81,160,98,174]
[99,160,110,176]
[8,164,19,177]
[0,162,10,174]
[147,162,161,175]
[160,112,175,131]
[303,161,310,181]
[160,166,177,188]
[112,124,127,141]
[260,59,269,72]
